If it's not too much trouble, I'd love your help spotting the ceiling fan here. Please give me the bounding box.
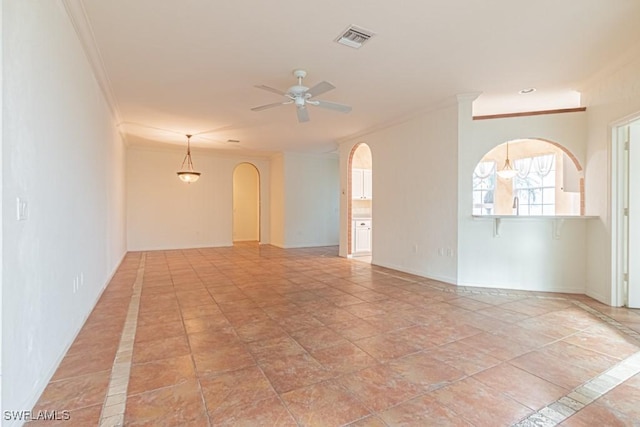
[251,69,352,123]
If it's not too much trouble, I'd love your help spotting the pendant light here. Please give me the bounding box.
[496,141,518,179]
[177,134,201,183]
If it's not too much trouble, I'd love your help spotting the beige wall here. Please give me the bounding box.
[582,52,640,305]
[458,97,591,294]
[2,1,127,419]
[340,103,460,283]
[127,146,271,250]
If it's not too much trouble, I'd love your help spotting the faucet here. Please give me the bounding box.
[512,196,519,215]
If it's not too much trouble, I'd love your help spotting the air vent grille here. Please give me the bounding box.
[335,25,375,49]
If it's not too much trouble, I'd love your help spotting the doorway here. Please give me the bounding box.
[613,116,640,308]
[349,143,373,261]
[232,163,260,243]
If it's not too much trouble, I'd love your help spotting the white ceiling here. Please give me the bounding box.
[73,0,640,154]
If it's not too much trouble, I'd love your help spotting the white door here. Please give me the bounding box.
[628,123,640,308]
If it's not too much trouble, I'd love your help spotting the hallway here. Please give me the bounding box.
[28,244,640,426]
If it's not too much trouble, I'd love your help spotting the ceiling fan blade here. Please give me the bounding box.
[310,99,352,113]
[297,107,310,123]
[251,101,292,111]
[254,85,286,96]
[306,81,335,97]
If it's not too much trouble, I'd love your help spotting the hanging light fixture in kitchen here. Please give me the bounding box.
[496,141,518,179]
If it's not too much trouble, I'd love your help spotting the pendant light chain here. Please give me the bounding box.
[177,134,201,183]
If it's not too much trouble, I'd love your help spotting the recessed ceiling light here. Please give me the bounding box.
[519,88,536,94]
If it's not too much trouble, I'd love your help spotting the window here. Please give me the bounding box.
[513,154,556,215]
[472,161,496,215]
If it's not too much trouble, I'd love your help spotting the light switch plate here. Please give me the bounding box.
[17,197,28,221]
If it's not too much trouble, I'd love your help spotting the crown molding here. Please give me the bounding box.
[336,95,460,145]
[61,0,124,132]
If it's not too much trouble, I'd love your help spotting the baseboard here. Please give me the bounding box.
[371,261,457,286]
[22,250,127,422]
[458,279,585,295]
[127,242,233,251]
[585,288,613,306]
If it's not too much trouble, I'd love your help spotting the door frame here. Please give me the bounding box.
[611,112,640,307]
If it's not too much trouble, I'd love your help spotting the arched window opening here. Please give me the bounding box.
[473,139,582,216]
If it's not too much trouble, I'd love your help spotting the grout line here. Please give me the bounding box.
[512,350,640,426]
[368,262,640,427]
[98,253,146,427]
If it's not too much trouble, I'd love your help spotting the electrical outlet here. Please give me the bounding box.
[438,248,444,256]
[412,244,418,253]
[447,248,454,257]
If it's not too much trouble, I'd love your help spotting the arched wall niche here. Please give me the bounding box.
[472,138,584,216]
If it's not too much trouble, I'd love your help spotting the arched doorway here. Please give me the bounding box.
[348,143,373,260]
[232,163,260,243]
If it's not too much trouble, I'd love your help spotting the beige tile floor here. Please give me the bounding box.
[28,244,640,426]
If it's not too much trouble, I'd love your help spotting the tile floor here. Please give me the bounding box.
[27,244,640,426]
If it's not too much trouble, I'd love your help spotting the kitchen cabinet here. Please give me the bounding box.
[353,219,372,253]
[352,169,372,199]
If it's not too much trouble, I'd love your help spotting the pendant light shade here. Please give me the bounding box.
[497,141,518,179]
[177,134,201,183]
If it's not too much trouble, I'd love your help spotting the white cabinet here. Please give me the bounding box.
[352,169,372,200]
[353,219,372,253]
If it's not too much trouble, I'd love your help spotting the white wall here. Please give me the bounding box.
[457,96,590,293]
[582,54,640,304]
[126,145,271,250]
[278,152,340,248]
[270,154,285,247]
[340,104,460,283]
[0,0,4,417]
[2,1,127,423]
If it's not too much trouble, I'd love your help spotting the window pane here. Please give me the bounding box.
[530,205,543,216]
[542,188,555,204]
[530,188,542,205]
[472,161,496,215]
[473,192,482,204]
[542,171,556,187]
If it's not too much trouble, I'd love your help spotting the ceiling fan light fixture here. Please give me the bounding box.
[177,134,201,183]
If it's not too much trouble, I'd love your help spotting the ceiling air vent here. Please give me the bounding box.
[335,25,375,49]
